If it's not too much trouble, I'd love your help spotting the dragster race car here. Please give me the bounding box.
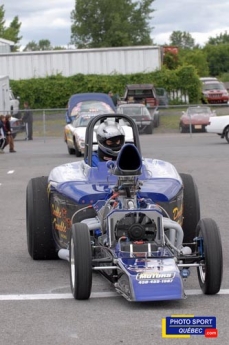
[26,114,223,302]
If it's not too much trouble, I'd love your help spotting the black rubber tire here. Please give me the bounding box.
[179,123,185,133]
[154,114,160,128]
[67,145,75,155]
[70,223,92,300]
[224,126,229,143]
[179,173,200,243]
[145,123,153,134]
[26,176,58,260]
[196,218,223,294]
[74,140,82,157]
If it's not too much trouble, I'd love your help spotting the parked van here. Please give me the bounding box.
[0,75,20,116]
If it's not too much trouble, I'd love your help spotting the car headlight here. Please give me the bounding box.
[222,92,229,96]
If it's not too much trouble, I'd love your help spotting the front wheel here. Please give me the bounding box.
[67,145,75,155]
[224,127,229,143]
[196,218,223,294]
[74,140,82,157]
[179,123,185,133]
[70,223,92,300]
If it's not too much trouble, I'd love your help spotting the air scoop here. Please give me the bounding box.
[113,144,142,176]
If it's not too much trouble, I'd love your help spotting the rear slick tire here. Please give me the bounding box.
[26,176,58,260]
[179,173,200,243]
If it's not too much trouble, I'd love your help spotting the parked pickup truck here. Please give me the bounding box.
[122,84,160,127]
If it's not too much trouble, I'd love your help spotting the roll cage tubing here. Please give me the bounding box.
[84,113,142,167]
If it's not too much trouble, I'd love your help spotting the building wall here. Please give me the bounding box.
[0,46,162,80]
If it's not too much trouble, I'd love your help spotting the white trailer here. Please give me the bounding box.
[0,75,20,115]
[0,46,162,80]
[0,75,10,114]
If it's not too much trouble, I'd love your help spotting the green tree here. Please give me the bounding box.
[24,39,52,51]
[0,5,22,50]
[70,0,155,48]
[163,51,180,70]
[179,49,209,76]
[23,41,39,51]
[0,5,5,37]
[204,44,229,76]
[169,31,195,49]
[38,39,52,50]
[207,31,229,45]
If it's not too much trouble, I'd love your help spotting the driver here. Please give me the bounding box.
[91,119,125,167]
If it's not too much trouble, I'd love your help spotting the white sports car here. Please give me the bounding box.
[64,111,133,157]
[206,115,229,143]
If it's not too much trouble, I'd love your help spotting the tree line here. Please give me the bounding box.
[1,1,229,80]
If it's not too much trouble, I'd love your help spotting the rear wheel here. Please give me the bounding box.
[26,176,58,260]
[224,126,229,143]
[154,114,160,128]
[180,173,200,243]
[145,123,153,134]
[70,223,92,300]
[196,218,223,294]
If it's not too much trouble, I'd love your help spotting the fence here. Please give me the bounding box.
[10,104,229,141]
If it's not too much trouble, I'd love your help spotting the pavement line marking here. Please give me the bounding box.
[0,289,229,301]
[7,170,15,174]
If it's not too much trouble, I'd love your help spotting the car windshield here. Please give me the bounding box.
[118,106,150,116]
[187,107,212,115]
[203,83,226,91]
[72,114,96,128]
[156,88,166,96]
[71,101,113,117]
[72,116,127,128]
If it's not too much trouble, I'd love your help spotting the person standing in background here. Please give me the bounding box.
[5,114,16,152]
[108,91,120,107]
[0,114,6,153]
[22,101,33,140]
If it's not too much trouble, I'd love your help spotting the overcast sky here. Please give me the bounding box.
[3,0,229,48]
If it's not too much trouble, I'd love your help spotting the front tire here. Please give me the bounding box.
[179,123,186,133]
[74,140,82,157]
[196,218,223,294]
[67,145,75,155]
[224,126,229,143]
[180,173,200,243]
[70,223,92,300]
[26,176,58,260]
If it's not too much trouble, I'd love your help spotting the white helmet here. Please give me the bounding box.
[96,120,125,160]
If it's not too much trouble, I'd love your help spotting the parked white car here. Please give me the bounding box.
[206,115,229,143]
[64,113,133,156]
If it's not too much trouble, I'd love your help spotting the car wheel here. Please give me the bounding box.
[26,176,58,260]
[145,123,153,134]
[74,140,82,157]
[179,123,185,133]
[67,145,75,155]
[154,114,160,128]
[70,223,92,300]
[224,126,229,143]
[196,218,223,294]
[179,173,200,243]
